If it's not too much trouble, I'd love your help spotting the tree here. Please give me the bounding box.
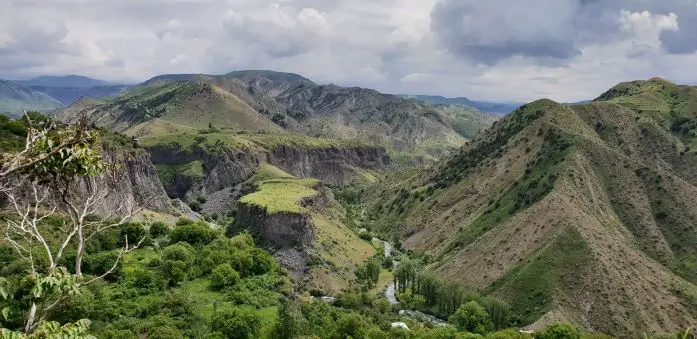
[449,301,491,335]
[536,323,580,339]
[211,308,262,339]
[168,220,217,245]
[0,114,148,333]
[162,243,195,285]
[271,298,303,339]
[210,263,240,290]
[356,258,381,288]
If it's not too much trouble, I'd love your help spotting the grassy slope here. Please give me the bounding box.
[140,130,369,153]
[240,165,375,293]
[368,82,697,336]
[58,80,282,134]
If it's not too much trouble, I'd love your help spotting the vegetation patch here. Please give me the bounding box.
[443,128,573,254]
[240,177,319,214]
[432,100,556,188]
[155,160,205,186]
[486,228,591,326]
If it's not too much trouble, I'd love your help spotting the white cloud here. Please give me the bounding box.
[0,0,696,103]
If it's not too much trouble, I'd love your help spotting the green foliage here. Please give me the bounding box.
[119,223,148,247]
[210,264,240,290]
[444,128,572,254]
[211,308,262,339]
[10,117,105,183]
[487,229,590,326]
[536,323,581,339]
[334,186,363,205]
[449,301,491,335]
[1,319,95,338]
[271,299,302,339]
[356,258,382,289]
[162,243,195,285]
[169,219,218,245]
[149,222,169,238]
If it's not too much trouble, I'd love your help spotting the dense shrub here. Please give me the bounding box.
[119,222,149,247]
[536,323,580,339]
[449,301,491,334]
[162,243,195,285]
[210,263,240,290]
[149,222,169,238]
[211,308,262,339]
[168,220,217,245]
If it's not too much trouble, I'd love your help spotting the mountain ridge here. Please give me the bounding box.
[0,79,64,115]
[368,79,697,336]
[59,70,497,161]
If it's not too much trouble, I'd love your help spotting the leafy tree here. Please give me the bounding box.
[119,222,148,247]
[356,258,381,288]
[211,308,262,339]
[333,312,371,338]
[271,298,303,339]
[210,264,240,290]
[162,243,195,285]
[449,301,491,335]
[168,220,217,245]
[149,222,169,238]
[536,323,580,339]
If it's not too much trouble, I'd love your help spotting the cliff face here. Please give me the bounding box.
[236,203,315,249]
[147,143,390,200]
[74,149,187,216]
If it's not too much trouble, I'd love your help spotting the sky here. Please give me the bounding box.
[1,0,697,102]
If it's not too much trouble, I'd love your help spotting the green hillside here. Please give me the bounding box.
[363,79,697,336]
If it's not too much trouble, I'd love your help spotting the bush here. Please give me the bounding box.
[211,309,262,339]
[210,263,240,290]
[169,220,217,245]
[449,301,491,334]
[162,243,195,285]
[536,323,580,339]
[83,250,123,281]
[150,222,169,238]
[125,266,160,290]
[119,222,149,247]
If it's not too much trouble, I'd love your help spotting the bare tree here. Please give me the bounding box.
[0,112,149,333]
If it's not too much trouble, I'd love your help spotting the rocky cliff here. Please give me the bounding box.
[91,149,184,215]
[147,140,390,201]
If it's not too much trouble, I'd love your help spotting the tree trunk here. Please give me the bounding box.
[24,302,37,333]
[75,234,85,279]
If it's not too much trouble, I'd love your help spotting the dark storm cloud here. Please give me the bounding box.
[430,0,697,64]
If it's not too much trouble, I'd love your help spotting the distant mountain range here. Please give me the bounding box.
[399,94,523,114]
[0,80,64,115]
[57,70,500,162]
[0,76,132,114]
[15,75,118,88]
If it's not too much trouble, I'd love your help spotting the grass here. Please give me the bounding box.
[140,130,371,155]
[155,160,205,185]
[240,177,319,214]
[487,228,591,326]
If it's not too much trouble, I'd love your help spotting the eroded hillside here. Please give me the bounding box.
[370,79,697,336]
[57,70,496,162]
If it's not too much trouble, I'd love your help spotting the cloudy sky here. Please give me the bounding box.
[1,0,696,102]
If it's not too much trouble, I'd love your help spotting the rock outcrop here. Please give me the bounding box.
[72,148,191,217]
[147,143,390,200]
[235,203,315,249]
